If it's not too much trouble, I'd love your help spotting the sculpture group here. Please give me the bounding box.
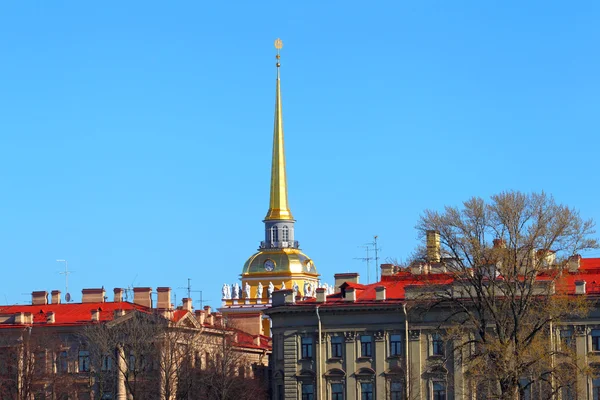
[222,280,334,300]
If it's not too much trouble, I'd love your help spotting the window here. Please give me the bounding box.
[390,334,402,356]
[361,382,373,400]
[431,333,444,356]
[360,335,372,358]
[432,382,446,400]
[518,378,531,400]
[593,378,600,400]
[592,329,600,351]
[331,336,343,358]
[57,351,68,373]
[129,353,136,371]
[34,352,46,375]
[78,350,90,372]
[560,329,573,350]
[390,381,403,400]
[331,383,344,400]
[301,337,313,359]
[282,226,289,241]
[101,355,112,371]
[302,383,314,400]
[271,227,279,243]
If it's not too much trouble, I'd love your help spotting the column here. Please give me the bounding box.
[408,330,422,400]
[574,325,588,399]
[116,345,127,400]
[344,332,356,400]
[374,331,386,399]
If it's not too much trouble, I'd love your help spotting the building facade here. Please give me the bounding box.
[0,287,270,399]
[267,249,600,400]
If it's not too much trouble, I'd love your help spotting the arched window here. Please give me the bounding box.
[271,227,279,243]
[282,226,289,241]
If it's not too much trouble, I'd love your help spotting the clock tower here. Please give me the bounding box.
[219,40,319,336]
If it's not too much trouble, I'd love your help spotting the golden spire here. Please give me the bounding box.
[265,38,294,221]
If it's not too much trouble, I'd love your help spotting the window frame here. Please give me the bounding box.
[330,335,343,359]
[389,334,403,357]
[301,337,313,359]
[390,381,403,400]
[360,335,373,358]
[431,333,444,357]
[361,382,374,400]
[302,383,315,400]
[331,382,344,400]
[431,381,446,400]
[592,329,600,352]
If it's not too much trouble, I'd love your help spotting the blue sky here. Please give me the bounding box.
[0,1,598,308]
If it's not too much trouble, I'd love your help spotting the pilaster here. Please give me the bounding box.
[575,325,588,399]
[344,331,357,400]
[374,330,386,399]
[408,329,422,400]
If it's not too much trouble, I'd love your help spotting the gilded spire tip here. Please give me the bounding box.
[274,38,283,71]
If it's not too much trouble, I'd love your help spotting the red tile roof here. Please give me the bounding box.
[296,257,600,308]
[0,301,149,328]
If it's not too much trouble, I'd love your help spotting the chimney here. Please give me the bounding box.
[334,273,359,293]
[15,312,24,324]
[272,289,295,306]
[114,288,123,303]
[575,280,586,295]
[315,288,327,303]
[568,255,582,273]
[410,263,423,275]
[204,305,212,314]
[375,285,386,301]
[32,291,48,305]
[195,310,206,325]
[133,288,153,308]
[82,288,106,303]
[380,264,395,277]
[206,313,214,326]
[157,287,171,309]
[344,287,356,302]
[46,311,55,324]
[91,308,100,322]
[182,298,192,311]
[426,230,441,263]
[51,290,61,305]
[493,238,506,248]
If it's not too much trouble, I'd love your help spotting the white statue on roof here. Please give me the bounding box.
[293,281,299,297]
[268,282,275,298]
[280,281,286,290]
[244,282,251,299]
[257,282,263,298]
[232,283,240,299]
[304,281,313,297]
[222,283,230,299]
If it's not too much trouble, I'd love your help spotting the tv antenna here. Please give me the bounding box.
[354,245,373,283]
[369,235,381,281]
[123,274,138,302]
[192,290,212,310]
[179,278,193,299]
[56,259,73,302]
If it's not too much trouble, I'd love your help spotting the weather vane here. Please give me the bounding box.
[274,38,283,67]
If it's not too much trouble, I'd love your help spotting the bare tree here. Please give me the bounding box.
[416,191,598,400]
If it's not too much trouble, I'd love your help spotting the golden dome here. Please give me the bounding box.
[242,248,318,276]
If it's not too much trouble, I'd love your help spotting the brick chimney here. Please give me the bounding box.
[157,287,171,309]
[182,298,192,311]
[315,287,327,303]
[195,310,206,325]
[82,288,106,303]
[334,273,359,293]
[114,288,123,303]
[50,290,61,305]
[568,254,582,273]
[32,291,48,305]
[380,264,395,276]
[375,285,386,301]
[426,230,441,263]
[133,288,153,308]
[91,308,100,321]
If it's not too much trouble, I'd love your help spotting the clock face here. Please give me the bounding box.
[264,260,275,272]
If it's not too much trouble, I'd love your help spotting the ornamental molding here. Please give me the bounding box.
[409,330,421,341]
[344,331,356,343]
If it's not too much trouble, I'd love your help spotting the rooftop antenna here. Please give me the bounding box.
[124,274,138,302]
[56,259,73,302]
[179,278,193,299]
[354,245,373,284]
[369,235,381,282]
[192,290,212,310]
